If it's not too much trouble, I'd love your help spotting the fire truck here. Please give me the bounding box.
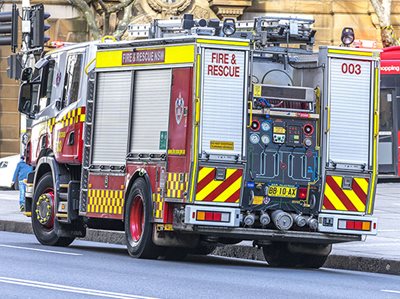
[16,15,380,268]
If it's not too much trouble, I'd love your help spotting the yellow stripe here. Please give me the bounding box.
[331,176,365,212]
[328,49,373,57]
[369,67,379,214]
[96,45,195,68]
[324,183,348,211]
[196,169,236,200]
[189,54,201,202]
[355,178,369,195]
[213,176,242,202]
[197,167,214,182]
[196,38,249,47]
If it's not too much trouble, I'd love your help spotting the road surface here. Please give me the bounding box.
[1,231,400,298]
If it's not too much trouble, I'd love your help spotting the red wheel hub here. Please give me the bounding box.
[129,195,144,242]
[35,189,55,229]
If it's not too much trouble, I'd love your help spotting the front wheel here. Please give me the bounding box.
[124,178,164,259]
[31,174,75,246]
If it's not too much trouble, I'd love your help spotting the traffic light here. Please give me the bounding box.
[7,53,22,80]
[31,4,50,48]
[0,4,19,52]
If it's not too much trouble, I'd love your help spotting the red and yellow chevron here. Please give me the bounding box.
[322,176,369,213]
[153,193,163,219]
[195,167,243,203]
[166,173,188,198]
[48,107,86,133]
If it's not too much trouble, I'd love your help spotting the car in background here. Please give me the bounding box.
[0,155,20,189]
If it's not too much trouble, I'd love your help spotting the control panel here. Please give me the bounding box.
[245,113,320,214]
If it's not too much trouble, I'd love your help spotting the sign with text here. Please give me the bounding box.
[122,49,165,65]
[201,49,246,156]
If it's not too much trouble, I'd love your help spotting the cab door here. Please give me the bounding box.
[378,88,399,175]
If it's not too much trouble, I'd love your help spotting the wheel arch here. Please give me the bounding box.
[124,170,153,222]
[33,156,71,198]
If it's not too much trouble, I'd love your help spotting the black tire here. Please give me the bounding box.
[262,242,328,269]
[13,181,19,190]
[124,178,164,259]
[31,174,75,247]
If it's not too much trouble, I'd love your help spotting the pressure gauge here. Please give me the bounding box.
[261,135,271,145]
[261,121,271,131]
[249,133,260,144]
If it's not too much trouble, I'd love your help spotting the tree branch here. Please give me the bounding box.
[108,0,135,14]
[113,2,134,38]
[68,0,100,39]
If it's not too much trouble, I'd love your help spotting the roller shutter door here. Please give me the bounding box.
[200,49,245,157]
[328,58,372,166]
[130,69,171,154]
[92,71,132,165]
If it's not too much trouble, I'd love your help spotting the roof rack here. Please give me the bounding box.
[127,15,316,52]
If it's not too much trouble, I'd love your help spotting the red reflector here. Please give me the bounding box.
[298,187,307,199]
[205,212,213,221]
[346,221,355,229]
[354,221,362,230]
[373,222,377,229]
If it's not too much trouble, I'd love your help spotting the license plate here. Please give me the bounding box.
[267,185,297,198]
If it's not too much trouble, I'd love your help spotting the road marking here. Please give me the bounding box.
[0,244,82,256]
[0,277,158,299]
[382,289,400,294]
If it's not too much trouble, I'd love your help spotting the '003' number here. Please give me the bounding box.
[341,63,361,75]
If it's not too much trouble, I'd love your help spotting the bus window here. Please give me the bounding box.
[380,90,393,132]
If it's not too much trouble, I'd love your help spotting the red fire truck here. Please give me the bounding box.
[380,46,400,178]
[16,16,380,268]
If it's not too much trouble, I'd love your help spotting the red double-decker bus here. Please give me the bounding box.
[380,47,400,178]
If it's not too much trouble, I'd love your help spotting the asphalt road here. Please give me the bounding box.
[1,232,400,299]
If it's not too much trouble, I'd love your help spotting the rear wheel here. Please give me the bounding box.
[31,174,75,246]
[125,178,164,259]
[262,242,329,269]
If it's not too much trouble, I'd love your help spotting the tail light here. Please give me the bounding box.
[196,211,230,222]
[298,187,308,199]
[338,219,372,231]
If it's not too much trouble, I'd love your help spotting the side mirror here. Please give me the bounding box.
[20,67,33,82]
[18,83,32,115]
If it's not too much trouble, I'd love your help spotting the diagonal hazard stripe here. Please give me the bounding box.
[355,177,369,195]
[225,189,241,203]
[352,179,368,205]
[196,168,216,193]
[322,195,336,210]
[332,176,366,212]
[213,176,242,203]
[203,170,243,202]
[327,176,358,211]
[196,169,237,200]
[324,183,348,211]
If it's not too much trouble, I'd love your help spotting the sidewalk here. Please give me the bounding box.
[1,183,400,274]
